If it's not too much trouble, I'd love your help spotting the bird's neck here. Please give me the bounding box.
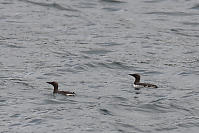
[53,85,58,93]
[134,77,140,84]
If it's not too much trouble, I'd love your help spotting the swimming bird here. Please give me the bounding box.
[46,81,75,96]
[129,74,158,89]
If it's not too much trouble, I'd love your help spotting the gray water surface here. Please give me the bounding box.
[0,0,199,133]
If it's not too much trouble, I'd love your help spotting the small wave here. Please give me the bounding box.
[164,63,177,67]
[10,114,20,118]
[99,108,113,115]
[10,123,22,127]
[170,28,199,38]
[143,0,165,3]
[1,1,13,5]
[13,81,35,89]
[102,7,121,12]
[96,42,122,47]
[136,103,171,113]
[4,44,25,49]
[191,4,199,9]
[28,118,43,124]
[146,11,198,16]
[19,0,79,12]
[182,22,199,26]
[97,61,130,70]
[169,103,192,114]
[178,72,191,76]
[77,2,97,9]
[43,99,68,104]
[143,71,163,75]
[100,0,126,3]
[0,99,7,103]
[81,49,113,55]
[112,96,129,102]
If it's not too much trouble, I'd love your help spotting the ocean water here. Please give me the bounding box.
[0,0,199,132]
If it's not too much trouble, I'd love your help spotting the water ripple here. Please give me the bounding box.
[99,108,113,116]
[182,22,199,26]
[136,103,171,113]
[191,4,199,10]
[146,11,199,16]
[19,0,79,12]
[143,0,166,3]
[81,49,113,55]
[96,61,130,69]
[100,0,126,3]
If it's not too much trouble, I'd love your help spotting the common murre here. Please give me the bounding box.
[47,81,75,96]
[129,74,158,89]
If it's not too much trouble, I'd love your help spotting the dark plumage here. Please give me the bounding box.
[129,74,158,88]
[46,81,75,96]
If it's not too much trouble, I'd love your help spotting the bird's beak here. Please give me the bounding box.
[46,82,52,84]
[128,74,133,76]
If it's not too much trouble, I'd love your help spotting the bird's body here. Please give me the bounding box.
[47,81,75,96]
[55,90,75,96]
[129,74,158,89]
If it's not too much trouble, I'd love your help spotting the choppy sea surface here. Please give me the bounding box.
[0,0,199,132]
